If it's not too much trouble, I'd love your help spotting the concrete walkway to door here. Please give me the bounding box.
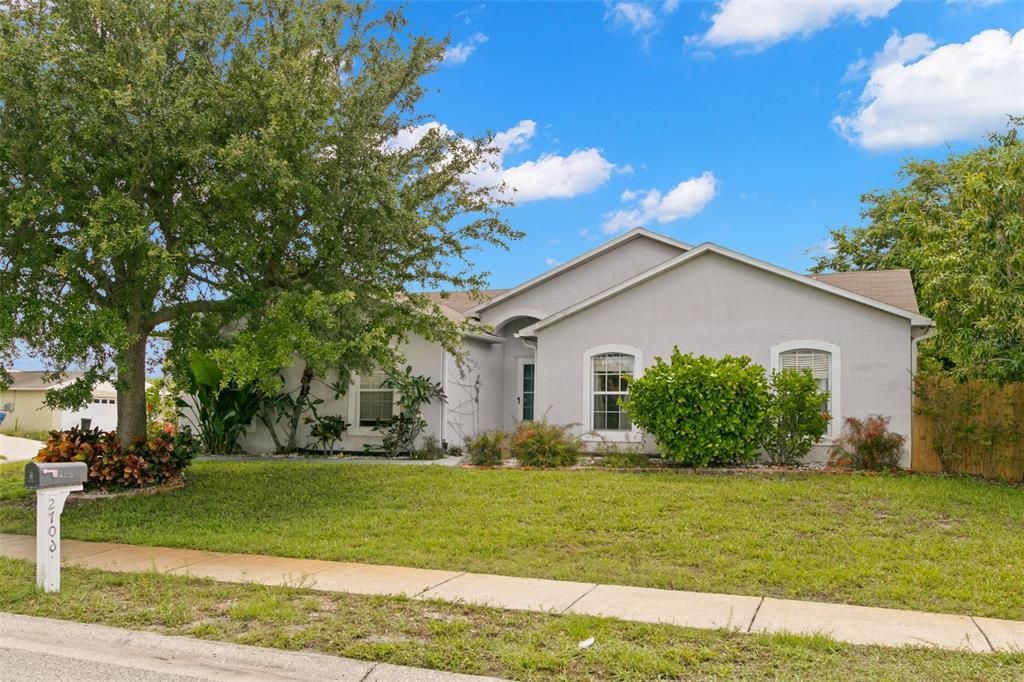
[1,533,1021,653]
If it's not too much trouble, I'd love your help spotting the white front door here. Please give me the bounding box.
[517,359,535,422]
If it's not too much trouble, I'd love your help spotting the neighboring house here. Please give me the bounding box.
[239,228,933,466]
[0,371,119,434]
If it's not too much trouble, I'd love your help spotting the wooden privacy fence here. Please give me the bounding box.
[912,379,1024,482]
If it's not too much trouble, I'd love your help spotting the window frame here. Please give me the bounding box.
[347,370,399,435]
[770,340,841,438]
[581,344,644,442]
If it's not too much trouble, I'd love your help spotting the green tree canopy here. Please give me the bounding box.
[0,0,520,442]
[812,120,1024,383]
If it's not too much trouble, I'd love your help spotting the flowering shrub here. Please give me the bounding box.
[510,421,580,468]
[35,426,194,490]
[828,415,905,471]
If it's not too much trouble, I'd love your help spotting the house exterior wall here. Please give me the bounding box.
[533,252,914,466]
[444,337,504,448]
[478,236,684,328]
[60,398,117,431]
[0,390,60,433]
[237,335,446,454]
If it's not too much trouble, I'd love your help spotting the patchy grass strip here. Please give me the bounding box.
[3,461,1022,619]
[0,558,1021,681]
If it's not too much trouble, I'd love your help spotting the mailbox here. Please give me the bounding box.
[24,461,87,593]
[24,461,88,490]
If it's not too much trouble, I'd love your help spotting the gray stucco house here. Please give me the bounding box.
[240,228,933,466]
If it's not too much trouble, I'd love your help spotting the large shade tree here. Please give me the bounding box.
[811,120,1024,383]
[0,0,520,442]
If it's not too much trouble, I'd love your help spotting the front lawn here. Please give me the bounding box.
[1,461,1022,619]
[1,559,1020,681]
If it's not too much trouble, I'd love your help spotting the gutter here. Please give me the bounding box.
[911,324,936,377]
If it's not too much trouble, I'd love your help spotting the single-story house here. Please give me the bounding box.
[239,228,933,466]
[0,371,119,434]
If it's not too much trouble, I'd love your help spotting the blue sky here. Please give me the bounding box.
[393,0,1023,285]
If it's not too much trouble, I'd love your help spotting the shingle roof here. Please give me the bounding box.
[4,370,83,391]
[808,269,920,314]
[423,289,507,314]
[3,370,118,396]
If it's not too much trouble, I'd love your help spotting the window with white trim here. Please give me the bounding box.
[773,342,839,435]
[357,370,395,427]
[591,353,634,431]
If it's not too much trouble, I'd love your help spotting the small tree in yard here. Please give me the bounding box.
[623,349,769,467]
[0,1,519,444]
[762,369,830,465]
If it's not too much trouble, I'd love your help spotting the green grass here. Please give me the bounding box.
[2,461,1022,619]
[1,558,1020,681]
[1,429,51,441]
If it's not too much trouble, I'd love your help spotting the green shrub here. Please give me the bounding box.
[305,414,349,456]
[368,368,445,457]
[35,426,192,490]
[762,369,830,465]
[623,349,769,466]
[178,352,263,454]
[510,421,580,468]
[411,435,446,460]
[829,415,904,471]
[465,431,506,466]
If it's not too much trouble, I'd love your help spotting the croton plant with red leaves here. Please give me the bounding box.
[34,426,194,491]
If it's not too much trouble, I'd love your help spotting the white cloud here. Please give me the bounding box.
[388,121,453,151]
[844,31,935,80]
[609,2,658,33]
[502,149,618,202]
[544,257,561,267]
[492,120,536,152]
[834,28,1024,150]
[602,172,718,234]
[662,0,681,13]
[444,33,489,65]
[391,120,620,204]
[698,0,900,50]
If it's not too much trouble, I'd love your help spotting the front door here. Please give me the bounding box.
[518,360,535,422]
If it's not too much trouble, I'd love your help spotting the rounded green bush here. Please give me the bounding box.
[623,349,769,466]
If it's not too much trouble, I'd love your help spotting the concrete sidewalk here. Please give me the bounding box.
[2,533,1021,653]
[0,612,505,681]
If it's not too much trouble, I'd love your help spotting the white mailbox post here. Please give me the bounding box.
[24,462,87,592]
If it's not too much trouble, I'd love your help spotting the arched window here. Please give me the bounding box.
[583,345,643,437]
[771,340,841,436]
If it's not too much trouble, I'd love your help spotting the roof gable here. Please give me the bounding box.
[468,228,691,315]
[808,270,919,314]
[521,243,932,335]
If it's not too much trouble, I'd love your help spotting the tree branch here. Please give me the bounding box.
[147,297,233,328]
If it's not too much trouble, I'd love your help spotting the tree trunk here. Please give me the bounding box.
[116,335,149,443]
[285,364,314,452]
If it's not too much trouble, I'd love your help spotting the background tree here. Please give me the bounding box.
[812,119,1023,383]
[1,0,520,442]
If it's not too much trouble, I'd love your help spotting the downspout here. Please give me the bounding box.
[440,347,448,450]
[911,325,936,377]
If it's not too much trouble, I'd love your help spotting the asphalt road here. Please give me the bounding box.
[1,612,503,682]
[0,647,202,682]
